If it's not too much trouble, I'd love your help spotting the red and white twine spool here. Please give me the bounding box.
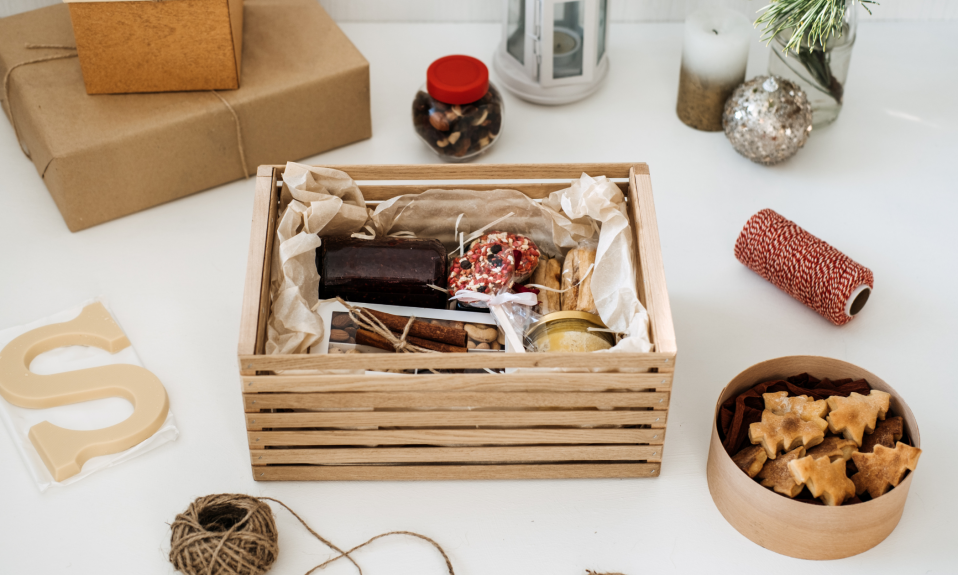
[734,209,873,326]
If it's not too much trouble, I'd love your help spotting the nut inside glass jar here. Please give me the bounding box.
[412,85,503,161]
[524,311,615,353]
[412,55,504,162]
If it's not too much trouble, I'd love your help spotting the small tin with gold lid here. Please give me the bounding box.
[524,311,614,353]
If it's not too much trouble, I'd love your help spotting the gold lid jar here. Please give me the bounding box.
[524,311,615,353]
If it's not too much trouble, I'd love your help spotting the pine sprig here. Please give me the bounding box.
[756,0,877,53]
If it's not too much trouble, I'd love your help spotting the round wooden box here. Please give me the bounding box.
[706,356,920,560]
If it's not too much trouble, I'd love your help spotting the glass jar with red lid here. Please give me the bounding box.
[412,55,504,162]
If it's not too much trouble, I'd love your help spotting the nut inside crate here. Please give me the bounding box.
[238,163,676,481]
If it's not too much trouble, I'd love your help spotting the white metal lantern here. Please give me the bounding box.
[493,0,610,105]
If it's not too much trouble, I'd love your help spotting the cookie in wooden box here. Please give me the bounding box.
[763,391,828,430]
[707,356,923,560]
[851,442,921,498]
[788,454,856,506]
[806,436,858,462]
[756,446,805,497]
[860,416,903,453]
[731,445,767,478]
[748,410,825,459]
[826,390,891,446]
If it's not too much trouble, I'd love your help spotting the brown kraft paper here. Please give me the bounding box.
[0,0,371,232]
[67,0,244,94]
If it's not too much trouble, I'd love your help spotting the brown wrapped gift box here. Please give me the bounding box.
[0,0,371,232]
[68,0,244,94]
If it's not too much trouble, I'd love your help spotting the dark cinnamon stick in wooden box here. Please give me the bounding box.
[358,308,467,348]
[356,329,467,354]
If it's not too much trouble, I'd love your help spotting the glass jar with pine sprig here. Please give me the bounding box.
[759,0,875,127]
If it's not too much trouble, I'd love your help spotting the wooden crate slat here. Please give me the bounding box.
[256,172,281,356]
[248,428,663,447]
[242,372,672,393]
[245,391,669,411]
[239,162,675,481]
[630,167,677,355]
[245,410,666,430]
[239,351,675,372]
[357,181,629,201]
[237,173,275,361]
[251,463,661,481]
[250,445,661,465]
[266,163,645,181]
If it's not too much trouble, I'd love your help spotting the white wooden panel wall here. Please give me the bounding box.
[1,0,956,20]
[319,0,958,22]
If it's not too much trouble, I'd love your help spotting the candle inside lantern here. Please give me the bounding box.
[676,7,751,131]
[553,26,583,78]
[554,29,579,56]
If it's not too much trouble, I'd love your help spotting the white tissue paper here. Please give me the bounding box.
[266,162,369,354]
[0,299,179,491]
[266,167,651,356]
[542,173,652,353]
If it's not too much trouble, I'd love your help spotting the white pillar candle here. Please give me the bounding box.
[676,7,752,131]
[683,8,751,85]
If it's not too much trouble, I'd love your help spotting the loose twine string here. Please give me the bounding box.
[527,263,594,293]
[169,493,454,575]
[2,44,249,177]
[734,208,874,326]
[210,90,250,179]
[447,211,515,257]
[350,211,515,253]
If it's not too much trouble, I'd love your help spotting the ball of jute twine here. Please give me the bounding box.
[169,494,454,575]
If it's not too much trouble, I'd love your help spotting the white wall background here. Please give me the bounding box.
[1,0,956,21]
[317,0,958,22]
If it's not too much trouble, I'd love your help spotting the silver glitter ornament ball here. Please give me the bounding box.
[723,76,813,166]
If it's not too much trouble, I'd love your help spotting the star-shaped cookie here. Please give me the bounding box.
[732,445,767,478]
[850,442,922,498]
[826,390,891,446]
[749,410,825,459]
[757,446,806,497]
[806,436,858,463]
[788,454,856,506]
[763,391,829,431]
[860,416,904,454]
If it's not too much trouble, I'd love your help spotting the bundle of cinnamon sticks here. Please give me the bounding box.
[354,308,468,353]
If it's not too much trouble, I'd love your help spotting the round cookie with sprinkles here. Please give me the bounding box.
[469,231,540,282]
[448,231,540,298]
[447,247,515,296]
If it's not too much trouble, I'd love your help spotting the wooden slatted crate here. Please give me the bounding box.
[238,163,676,481]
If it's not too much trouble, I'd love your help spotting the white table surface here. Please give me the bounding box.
[1,20,956,575]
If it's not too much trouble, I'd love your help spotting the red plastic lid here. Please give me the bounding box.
[426,55,489,105]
